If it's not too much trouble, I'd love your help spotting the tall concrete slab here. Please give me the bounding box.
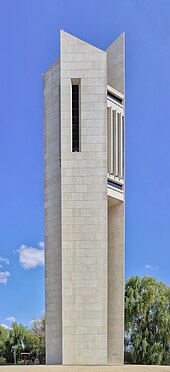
[107,32,125,365]
[60,30,108,365]
[108,200,124,364]
[107,33,125,94]
[44,60,62,364]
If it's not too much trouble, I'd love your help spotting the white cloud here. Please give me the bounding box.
[145,264,153,270]
[0,271,10,284]
[18,244,44,270]
[1,324,10,330]
[38,241,44,249]
[0,257,9,265]
[145,264,157,270]
[5,316,16,323]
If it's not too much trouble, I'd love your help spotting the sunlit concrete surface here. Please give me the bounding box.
[0,365,170,372]
[44,30,125,366]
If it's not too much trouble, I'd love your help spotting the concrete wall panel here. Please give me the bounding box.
[60,30,107,365]
[44,60,62,364]
[106,33,125,94]
[108,201,124,364]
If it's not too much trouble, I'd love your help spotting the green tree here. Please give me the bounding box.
[23,329,39,363]
[0,315,45,365]
[125,276,170,365]
[0,325,8,362]
[30,314,45,364]
[5,322,26,363]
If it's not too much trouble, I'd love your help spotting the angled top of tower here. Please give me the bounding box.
[60,30,106,54]
[106,33,125,94]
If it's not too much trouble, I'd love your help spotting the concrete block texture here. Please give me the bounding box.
[107,33,125,94]
[44,30,125,366]
[108,201,124,364]
[60,30,107,365]
[44,59,62,364]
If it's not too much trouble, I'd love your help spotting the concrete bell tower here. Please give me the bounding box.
[44,30,125,366]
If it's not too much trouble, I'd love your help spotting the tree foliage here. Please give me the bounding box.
[0,314,45,364]
[1,276,170,365]
[125,276,170,365]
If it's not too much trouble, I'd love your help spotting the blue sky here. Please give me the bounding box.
[0,0,170,327]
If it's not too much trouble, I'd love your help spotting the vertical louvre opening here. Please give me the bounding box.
[59,85,61,166]
[107,102,124,181]
[112,110,115,175]
[107,107,110,174]
[115,112,119,176]
[122,115,124,178]
[118,113,121,177]
[72,83,80,152]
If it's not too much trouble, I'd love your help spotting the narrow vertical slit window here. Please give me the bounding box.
[118,113,123,178]
[107,107,110,174]
[122,115,124,178]
[59,85,61,166]
[117,113,120,177]
[72,83,80,152]
[114,112,118,176]
[112,110,115,175]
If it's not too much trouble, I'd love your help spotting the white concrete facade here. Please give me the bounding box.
[44,31,125,366]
